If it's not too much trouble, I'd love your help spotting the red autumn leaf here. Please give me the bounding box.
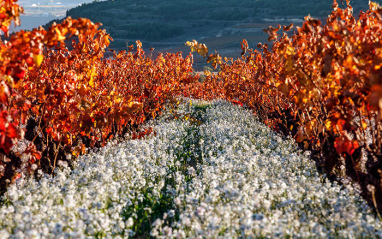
[14,67,25,81]
[231,100,243,107]
[334,137,359,155]
[6,123,19,139]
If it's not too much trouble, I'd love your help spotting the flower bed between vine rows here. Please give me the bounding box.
[0,99,381,238]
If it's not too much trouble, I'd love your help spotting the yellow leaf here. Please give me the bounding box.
[54,28,66,42]
[33,54,44,67]
[286,46,295,56]
[361,120,368,130]
[72,150,79,156]
[324,120,332,130]
[4,75,14,88]
[89,77,95,87]
[115,96,123,104]
[88,66,97,87]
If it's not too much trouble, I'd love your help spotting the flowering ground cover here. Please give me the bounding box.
[0,99,381,238]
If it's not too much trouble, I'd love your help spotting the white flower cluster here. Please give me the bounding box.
[0,99,381,238]
[151,100,382,238]
[0,101,193,238]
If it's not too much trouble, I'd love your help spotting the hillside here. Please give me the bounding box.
[43,0,379,68]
